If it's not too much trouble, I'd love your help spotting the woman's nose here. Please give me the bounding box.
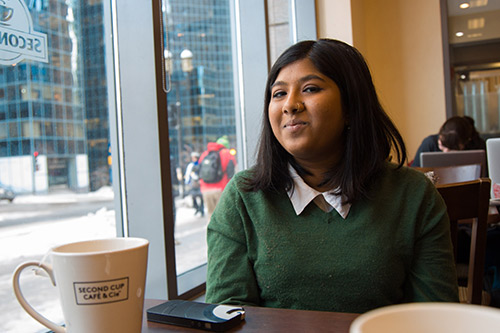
[283,99,305,114]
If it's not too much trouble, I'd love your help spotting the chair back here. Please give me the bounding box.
[436,178,491,304]
[486,138,500,199]
[414,164,481,185]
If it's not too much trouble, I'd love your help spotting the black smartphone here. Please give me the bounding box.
[146,300,245,332]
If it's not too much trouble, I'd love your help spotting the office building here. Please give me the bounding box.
[0,0,110,192]
[0,0,237,193]
[164,0,236,172]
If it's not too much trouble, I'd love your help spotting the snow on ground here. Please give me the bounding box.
[1,208,116,261]
[0,188,207,333]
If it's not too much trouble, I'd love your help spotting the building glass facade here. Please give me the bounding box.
[79,0,110,190]
[0,0,109,192]
[165,0,236,175]
[0,0,235,194]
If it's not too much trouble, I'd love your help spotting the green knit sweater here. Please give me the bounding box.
[205,163,459,313]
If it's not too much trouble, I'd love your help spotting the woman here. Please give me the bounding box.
[205,39,458,313]
[412,116,486,166]
[437,116,485,152]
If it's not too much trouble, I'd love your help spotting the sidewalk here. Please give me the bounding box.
[12,186,114,204]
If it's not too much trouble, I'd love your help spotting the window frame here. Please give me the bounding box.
[111,0,169,299]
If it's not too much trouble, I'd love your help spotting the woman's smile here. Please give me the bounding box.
[284,119,308,130]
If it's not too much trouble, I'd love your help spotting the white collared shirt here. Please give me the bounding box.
[287,165,351,219]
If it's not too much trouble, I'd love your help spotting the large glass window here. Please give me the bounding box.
[446,0,500,135]
[1,0,317,330]
[454,67,500,134]
[267,0,291,65]
[0,1,116,332]
[162,0,238,294]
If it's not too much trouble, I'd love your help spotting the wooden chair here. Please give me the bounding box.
[414,164,500,224]
[436,178,491,305]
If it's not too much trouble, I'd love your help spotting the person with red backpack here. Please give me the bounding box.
[198,135,236,217]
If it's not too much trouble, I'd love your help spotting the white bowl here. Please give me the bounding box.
[350,302,500,333]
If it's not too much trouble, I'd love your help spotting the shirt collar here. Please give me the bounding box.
[287,165,351,219]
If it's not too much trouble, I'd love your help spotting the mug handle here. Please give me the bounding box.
[12,261,66,333]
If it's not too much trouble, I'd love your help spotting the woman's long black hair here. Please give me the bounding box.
[244,39,407,203]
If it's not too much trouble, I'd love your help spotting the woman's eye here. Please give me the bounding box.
[304,86,320,93]
[272,91,286,98]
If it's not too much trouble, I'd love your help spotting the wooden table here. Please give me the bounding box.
[142,299,359,332]
[488,205,500,224]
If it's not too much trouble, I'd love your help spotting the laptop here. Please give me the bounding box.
[420,149,487,177]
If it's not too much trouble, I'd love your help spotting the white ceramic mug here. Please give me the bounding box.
[12,237,149,333]
[349,302,500,333]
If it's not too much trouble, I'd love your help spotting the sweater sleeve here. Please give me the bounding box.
[205,175,260,306]
[404,179,459,303]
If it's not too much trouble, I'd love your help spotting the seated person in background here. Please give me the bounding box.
[437,116,475,152]
[205,38,459,314]
[411,116,486,166]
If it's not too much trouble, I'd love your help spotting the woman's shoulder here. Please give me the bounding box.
[225,167,282,199]
[381,162,434,189]
[369,162,441,210]
[230,168,254,182]
[422,134,439,143]
[418,134,440,151]
[224,168,257,192]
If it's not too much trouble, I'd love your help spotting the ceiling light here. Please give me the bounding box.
[459,2,470,9]
[468,17,485,29]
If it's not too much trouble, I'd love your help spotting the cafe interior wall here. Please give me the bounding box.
[315,0,447,162]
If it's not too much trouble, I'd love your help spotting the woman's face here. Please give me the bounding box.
[438,137,450,152]
[268,58,346,167]
[438,136,464,152]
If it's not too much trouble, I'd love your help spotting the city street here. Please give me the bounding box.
[0,196,115,228]
[0,188,208,333]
